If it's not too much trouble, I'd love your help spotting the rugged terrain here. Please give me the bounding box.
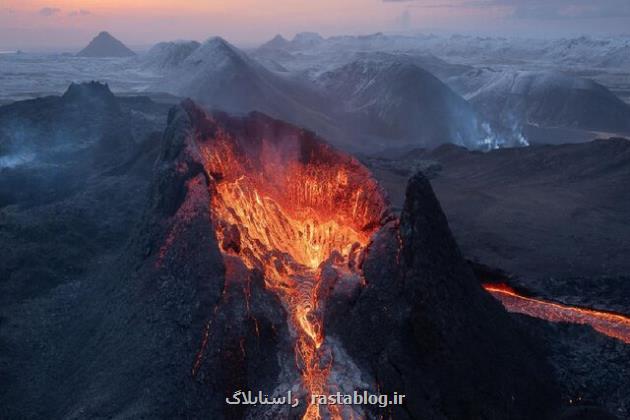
[0,86,571,419]
[365,138,630,417]
[366,139,630,284]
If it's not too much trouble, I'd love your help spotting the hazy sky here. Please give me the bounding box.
[2,0,630,50]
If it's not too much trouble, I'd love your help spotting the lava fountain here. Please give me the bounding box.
[484,283,630,344]
[195,113,388,419]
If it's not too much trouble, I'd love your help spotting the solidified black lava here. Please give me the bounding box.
[326,172,560,419]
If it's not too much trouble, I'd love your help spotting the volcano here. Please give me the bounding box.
[138,100,559,418]
[154,101,390,418]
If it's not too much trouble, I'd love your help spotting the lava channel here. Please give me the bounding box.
[198,117,387,419]
[483,283,630,344]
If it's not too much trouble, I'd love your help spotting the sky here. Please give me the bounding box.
[1,0,630,50]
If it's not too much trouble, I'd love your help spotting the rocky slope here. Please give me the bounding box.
[367,138,630,282]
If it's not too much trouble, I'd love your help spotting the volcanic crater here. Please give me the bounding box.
[202,103,388,419]
[149,100,558,419]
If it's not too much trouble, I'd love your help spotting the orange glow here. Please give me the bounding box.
[5,0,395,16]
[3,0,462,52]
[7,0,223,14]
[198,116,387,419]
[483,283,630,344]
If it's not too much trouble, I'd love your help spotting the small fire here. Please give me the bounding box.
[197,117,387,419]
[483,283,630,344]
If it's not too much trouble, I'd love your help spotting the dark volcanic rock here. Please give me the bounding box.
[142,104,296,418]
[0,101,294,419]
[367,139,630,418]
[0,82,169,208]
[77,31,136,58]
[519,315,630,419]
[0,82,169,309]
[369,138,630,283]
[0,85,169,418]
[0,81,123,154]
[327,172,560,419]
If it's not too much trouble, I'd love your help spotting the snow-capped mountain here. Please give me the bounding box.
[258,32,630,71]
[468,70,630,133]
[254,33,473,89]
[258,32,324,51]
[151,37,339,144]
[141,41,201,71]
[316,59,507,149]
[152,36,519,150]
[143,33,630,150]
[539,36,630,68]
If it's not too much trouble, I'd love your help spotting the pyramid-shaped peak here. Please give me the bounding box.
[77,31,136,57]
[266,34,289,47]
[271,34,288,42]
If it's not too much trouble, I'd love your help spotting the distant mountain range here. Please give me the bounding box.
[145,37,339,145]
[77,31,136,58]
[134,32,630,151]
[253,33,471,81]
[257,32,630,70]
[141,36,506,151]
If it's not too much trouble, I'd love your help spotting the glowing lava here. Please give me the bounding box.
[483,283,630,344]
[197,115,387,419]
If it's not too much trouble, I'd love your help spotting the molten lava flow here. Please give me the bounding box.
[198,118,387,419]
[483,283,630,344]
